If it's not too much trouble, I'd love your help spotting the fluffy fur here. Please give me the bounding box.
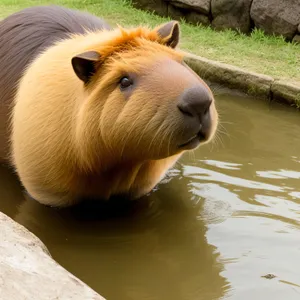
[5,6,218,207]
[0,5,110,161]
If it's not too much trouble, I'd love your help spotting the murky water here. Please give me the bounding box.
[1,90,300,300]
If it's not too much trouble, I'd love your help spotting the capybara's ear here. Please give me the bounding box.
[155,21,180,48]
[71,50,101,83]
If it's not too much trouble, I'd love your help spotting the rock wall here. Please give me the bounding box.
[132,0,300,42]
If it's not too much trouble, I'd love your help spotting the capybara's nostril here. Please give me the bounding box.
[177,85,212,120]
[177,103,194,117]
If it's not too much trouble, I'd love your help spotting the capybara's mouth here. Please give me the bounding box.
[178,130,207,150]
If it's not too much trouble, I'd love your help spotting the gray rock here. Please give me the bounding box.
[167,0,210,15]
[211,0,252,33]
[167,4,186,21]
[298,23,300,33]
[186,11,210,26]
[131,0,168,17]
[0,212,105,300]
[167,4,210,25]
[250,0,300,40]
[292,34,300,44]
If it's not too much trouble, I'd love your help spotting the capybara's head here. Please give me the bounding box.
[73,21,218,170]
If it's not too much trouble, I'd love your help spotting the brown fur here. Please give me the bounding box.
[3,6,218,207]
[0,5,110,161]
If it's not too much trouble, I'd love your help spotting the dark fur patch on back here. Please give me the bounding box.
[0,5,111,160]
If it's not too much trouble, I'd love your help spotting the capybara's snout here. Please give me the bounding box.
[176,84,215,150]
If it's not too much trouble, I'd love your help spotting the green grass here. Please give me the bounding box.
[1,0,299,83]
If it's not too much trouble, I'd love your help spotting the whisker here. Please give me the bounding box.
[119,115,141,159]
[158,122,173,157]
[188,150,196,163]
[147,118,167,155]
[220,121,234,125]
[167,122,176,157]
[135,109,158,149]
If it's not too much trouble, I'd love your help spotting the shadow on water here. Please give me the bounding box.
[2,90,300,300]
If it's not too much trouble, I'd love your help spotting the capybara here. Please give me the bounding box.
[0,5,218,207]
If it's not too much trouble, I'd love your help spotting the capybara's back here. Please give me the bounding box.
[0,5,110,160]
[2,5,218,207]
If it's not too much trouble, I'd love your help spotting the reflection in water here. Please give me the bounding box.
[0,163,228,300]
[1,91,300,299]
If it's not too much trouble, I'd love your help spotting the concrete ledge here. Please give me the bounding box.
[183,52,300,107]
[0,212,106,300]
[271,80,300,107]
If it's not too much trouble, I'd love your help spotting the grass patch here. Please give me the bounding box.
[1,0,299,83]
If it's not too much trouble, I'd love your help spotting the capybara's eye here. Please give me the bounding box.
[120,76,133,90]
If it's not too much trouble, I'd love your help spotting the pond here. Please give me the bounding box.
[1,89,300,300]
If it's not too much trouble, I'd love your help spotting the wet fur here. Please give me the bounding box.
[1,5,218,207]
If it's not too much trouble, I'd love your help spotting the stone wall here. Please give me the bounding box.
[131,0,300,42]
[0,212,106,300]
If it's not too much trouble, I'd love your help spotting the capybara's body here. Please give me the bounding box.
[0,5,110,161]
[1,5,218,207]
